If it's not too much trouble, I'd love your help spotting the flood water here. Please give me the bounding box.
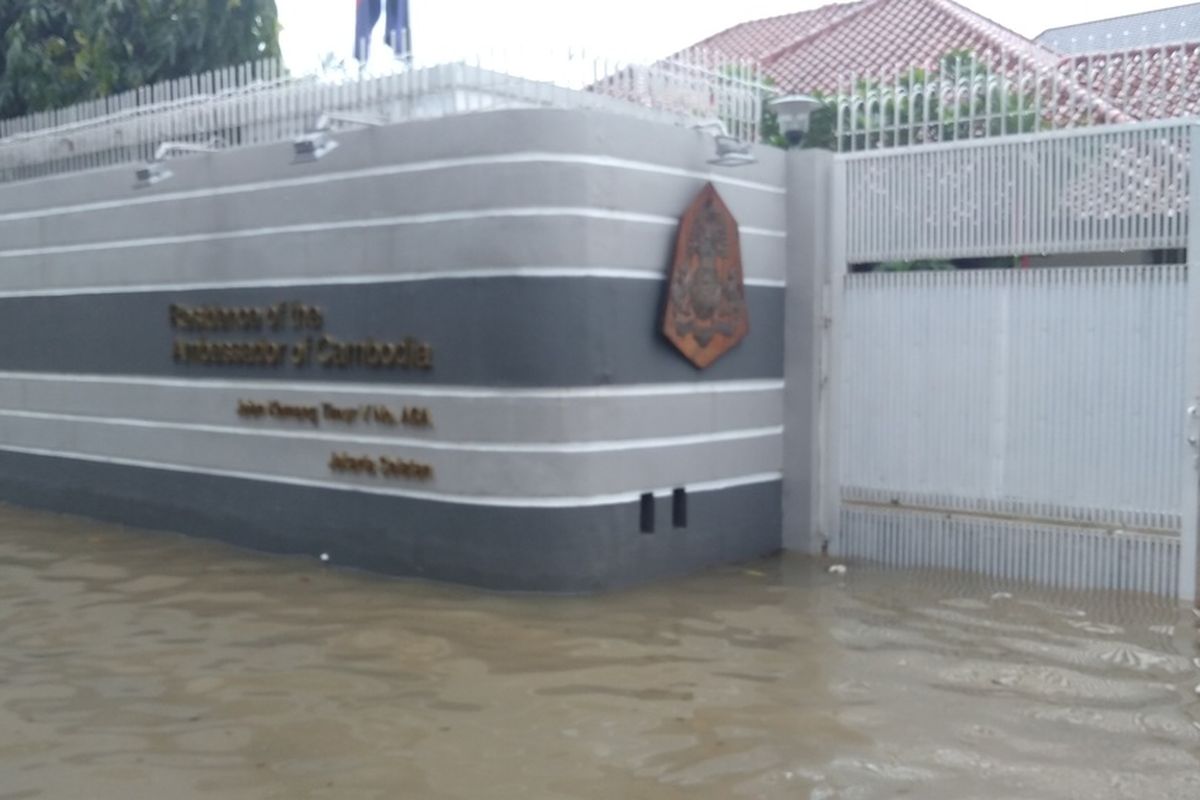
[0,505,1197,799]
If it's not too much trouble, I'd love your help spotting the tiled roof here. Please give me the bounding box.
[688,2,868,62]
[681,0,1199,124]
[760,0,1060,93]
[1062,43,1200,120]
[1038,3,1200,55]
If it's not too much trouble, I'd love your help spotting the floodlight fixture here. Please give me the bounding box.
[292,111,389,163]
[134,161,172,186]
[708,135,757,167]
[133,139,222,188]
[293,130,339,162]
[693,119,758,168]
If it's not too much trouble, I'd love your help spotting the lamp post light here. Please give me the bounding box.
[769,94,822,147]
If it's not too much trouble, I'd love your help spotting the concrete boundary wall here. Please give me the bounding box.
[0,448,780,593]
[0,107,790,591]
[0,278,783,385]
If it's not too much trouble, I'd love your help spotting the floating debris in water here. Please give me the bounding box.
[319,552,331,563]
[828,564,847,575]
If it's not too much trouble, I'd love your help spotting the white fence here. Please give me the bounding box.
[843,120,1191,264]
[840,266,1186,533]
[832,44,1200,152]
[827,120,1200,600]
[839,508,1181,596]
[0,49,770,184]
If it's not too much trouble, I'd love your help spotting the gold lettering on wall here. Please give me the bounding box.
[237,399,432,428]
[170,301,432,371]
[329,452,433,481]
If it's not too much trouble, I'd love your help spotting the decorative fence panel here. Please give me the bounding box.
[835,265,1187,595]
[843,120,1192,264]
[833,44,1200,153]
[828,111,1200,599]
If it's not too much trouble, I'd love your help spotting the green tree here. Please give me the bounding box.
[0,0,280,120]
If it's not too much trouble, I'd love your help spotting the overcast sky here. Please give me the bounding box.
[275,0,1184,74]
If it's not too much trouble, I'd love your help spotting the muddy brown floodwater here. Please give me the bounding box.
[0,504,1198,799]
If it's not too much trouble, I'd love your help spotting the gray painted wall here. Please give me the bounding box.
[0,375,783,445]
[0,278,782,385]
[0,110,788,294]
[0,107,797,590]
[0,448,781,593]
[0,109,788,213]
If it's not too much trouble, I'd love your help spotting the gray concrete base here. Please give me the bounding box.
[0,449,781,592]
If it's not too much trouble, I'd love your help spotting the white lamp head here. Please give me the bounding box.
[769,94,822,146]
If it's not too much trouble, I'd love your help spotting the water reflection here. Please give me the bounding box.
[0,504,1196,799]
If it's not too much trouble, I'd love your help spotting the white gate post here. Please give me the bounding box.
[782,148,834,554]
[1180,122,1200,606]
[817,158,847,554]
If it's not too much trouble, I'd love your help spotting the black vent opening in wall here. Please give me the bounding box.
[639,492,655,533]
[672,488,687,528]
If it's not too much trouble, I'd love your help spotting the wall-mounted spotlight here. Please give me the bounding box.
[293,130,338,162]
[693,119,757,167]
[133,139,221,188]
[135,161,171,186]
[709,135,756,167]
[292,111,389,163]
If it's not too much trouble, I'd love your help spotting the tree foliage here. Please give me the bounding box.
[0,0,280,119]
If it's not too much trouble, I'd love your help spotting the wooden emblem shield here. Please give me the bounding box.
[662,183,749,369]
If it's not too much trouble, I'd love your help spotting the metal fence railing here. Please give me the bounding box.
[836,263,1188,596]
[841,119,1192,264]
[0,48,771,184]
[829,112,1200,599]
[830,44,1200,152]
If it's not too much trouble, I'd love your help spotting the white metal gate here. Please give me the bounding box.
[823,120,1200,601]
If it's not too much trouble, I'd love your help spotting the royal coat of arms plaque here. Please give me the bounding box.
[662,183,749,369]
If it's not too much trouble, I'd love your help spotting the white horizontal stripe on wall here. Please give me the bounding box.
[0,370,783,398]
[0,267,786,299]
[0,207,786,259]
[0,441,783,509]
[0,407,783,455]
[0,374,784,446]
[0,151,787,225]
[0,412,783,504]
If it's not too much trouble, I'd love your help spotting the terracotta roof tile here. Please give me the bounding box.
[679,0,1199,128]
[686,2,867,62]
[761,0,1059,92]
[1061,43,1200,120]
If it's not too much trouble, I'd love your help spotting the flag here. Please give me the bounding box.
[354,0,381,62]
[355,0,410,62]
[385,0,411,59]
